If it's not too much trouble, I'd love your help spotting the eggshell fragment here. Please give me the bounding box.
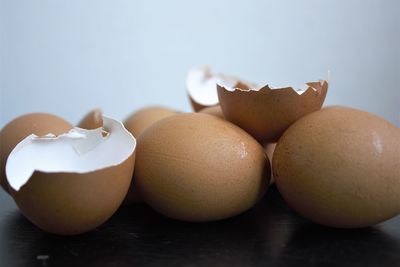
[186,66,241,111]
[273,106,400,228]
[0,113,72,194]
[78,109,103,129]
[135,113,270,222]
[217,80,328,142]
[7,116,136,235]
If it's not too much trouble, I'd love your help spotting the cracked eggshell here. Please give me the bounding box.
[135,113,270,222]
[123,106,177,204]
[186,66,240,111]
[217,80,328,142]
[273,106,400,228]
[7,116,136,235]
[78,109,103,129]
[0,113,72,194]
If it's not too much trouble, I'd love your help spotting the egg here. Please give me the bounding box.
[7,116,136,235]
[124,106,177,137]
[78,109,103,129]
[134,113,270,221]
[273,106,400,228]
[217,80,328,142]
[199,105,225,119]
[0,113,72,194]
[123,106,177,203]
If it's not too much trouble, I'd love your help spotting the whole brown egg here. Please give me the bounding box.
[134,113,270,221]
[273,106,400,228]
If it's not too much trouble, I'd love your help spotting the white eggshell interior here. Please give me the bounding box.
[186,66,238,106]
[6,116,136,191]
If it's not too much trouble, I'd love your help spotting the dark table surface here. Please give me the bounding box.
[1,186,399,267]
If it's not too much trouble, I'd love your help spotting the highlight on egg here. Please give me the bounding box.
[6,115,136,235]
[217,80,328,142]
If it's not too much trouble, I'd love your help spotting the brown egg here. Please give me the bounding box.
[199,105,225,119]
[124,106,177,138]
[135,113,270,221]
[273,106,400,228]
[0,113,72,194]
[217,80,328,142]
[123,106,177,203]
[7,116,136,235]
[78,109,103,129]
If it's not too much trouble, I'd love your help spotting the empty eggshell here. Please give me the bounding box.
[0,113,72,194]
[135,113,270,222]
[273,106,400,228]
[78,109,103,129]
[217,80,328,142]
[186,66,242,111]
[6,116,136,235]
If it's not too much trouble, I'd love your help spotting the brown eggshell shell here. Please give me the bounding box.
[217,81,328,142]
[78,109,103,129]
[135,113,271,222]
[0,113,72,194]
[10,153,135,235]
[273,106,400,228]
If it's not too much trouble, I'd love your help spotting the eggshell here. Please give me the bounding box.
[78,109,103,129]
[0,113,72,194]
[273,106,400,228]
[217,80,328,142]
[199,105,225,119]
[134,113,270,222]
[186,66,243,111]
[7,116,136,235]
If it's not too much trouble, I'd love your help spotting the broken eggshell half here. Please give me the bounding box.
[0,113,72,194]
[186,66,244,112]
[217,80,328,142]
[6,116,136,235]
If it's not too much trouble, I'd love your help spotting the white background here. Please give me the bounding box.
[1,0,399,127]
